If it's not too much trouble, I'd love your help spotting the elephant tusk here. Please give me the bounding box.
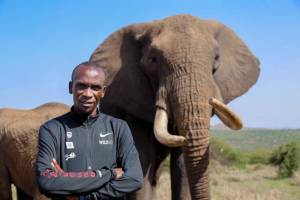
[209,98,243,130]
[153,108,187,147]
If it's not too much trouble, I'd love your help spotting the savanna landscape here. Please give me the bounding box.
[155,127,300,200]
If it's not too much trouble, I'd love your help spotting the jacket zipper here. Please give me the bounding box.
[85,119,92,171]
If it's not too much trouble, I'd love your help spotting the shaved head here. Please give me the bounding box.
[71,61,106,82]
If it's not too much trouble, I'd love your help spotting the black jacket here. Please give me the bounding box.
[35,108,143,200]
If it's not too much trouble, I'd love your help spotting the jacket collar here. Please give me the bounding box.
[69,106,100,126]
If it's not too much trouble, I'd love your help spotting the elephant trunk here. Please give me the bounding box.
[170,72,215,200]
[176,101,211,200]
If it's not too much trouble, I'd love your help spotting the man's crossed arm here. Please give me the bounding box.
[50,159,124,200]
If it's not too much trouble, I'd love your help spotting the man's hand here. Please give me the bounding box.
[51,159,123,197]
[51,159,79,200]
[113,168,124,180]
[51,158,64,173]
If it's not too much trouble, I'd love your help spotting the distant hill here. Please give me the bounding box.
[210,127,300,151]
[210,123,296,131]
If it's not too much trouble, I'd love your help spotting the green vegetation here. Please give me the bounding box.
[270,142,300,178]
[210,137,272,168]
[211,129,300,151]
[211,129,300,177]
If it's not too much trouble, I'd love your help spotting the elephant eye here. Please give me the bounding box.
[213,54,220,74]
[215,54,219,60]
[149,56,157,64]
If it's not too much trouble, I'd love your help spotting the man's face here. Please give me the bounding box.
[70,66,105,115]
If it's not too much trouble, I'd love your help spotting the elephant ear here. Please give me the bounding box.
[206,20,260,104]
[90,24,156,122]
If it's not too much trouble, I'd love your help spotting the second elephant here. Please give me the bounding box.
[0,103,69,200]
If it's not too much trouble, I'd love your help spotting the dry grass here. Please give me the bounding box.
[209,161,287,200]
[156,161,300,200]
[156,171,171,199]
[290,171,300,186]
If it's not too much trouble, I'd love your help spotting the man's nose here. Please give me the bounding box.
[82,87,93,97]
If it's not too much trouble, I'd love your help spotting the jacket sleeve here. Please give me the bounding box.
[85,121,144,199]
[35,122,114,197]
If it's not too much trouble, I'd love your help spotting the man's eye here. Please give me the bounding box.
[76,84,87,90]
[91,85,102,91]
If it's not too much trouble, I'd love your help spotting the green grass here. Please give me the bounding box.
[211,129,300,174]
[211,129,300,151]
[210,137,272,168]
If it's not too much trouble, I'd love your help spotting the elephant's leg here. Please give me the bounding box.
[124,114,169,200]
[129,140,169,200]
[0,163,12,200]
[16,188,32,200]
[170,147,191,200]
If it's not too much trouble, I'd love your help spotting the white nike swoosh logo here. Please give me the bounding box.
[99,132,113,138]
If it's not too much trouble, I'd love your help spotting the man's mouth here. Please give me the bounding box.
[81,101,94,107]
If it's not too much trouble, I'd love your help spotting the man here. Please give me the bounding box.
[35,62,143,200]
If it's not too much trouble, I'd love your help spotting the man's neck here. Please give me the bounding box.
[72,107,99,118]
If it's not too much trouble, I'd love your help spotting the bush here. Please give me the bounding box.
[210,137,272,167]
[270,142,300,178]
[246,150,272,165]
[210,137,247,167]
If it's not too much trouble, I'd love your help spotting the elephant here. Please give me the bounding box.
[0,102,69,200]
[90,14,260,200]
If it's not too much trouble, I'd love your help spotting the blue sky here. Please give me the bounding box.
[0,0,299,128]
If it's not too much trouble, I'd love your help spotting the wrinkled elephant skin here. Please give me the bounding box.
[0,103,69,200]
[90,14,260,200]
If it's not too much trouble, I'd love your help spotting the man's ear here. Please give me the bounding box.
[101,86,106,98]
[69,81,73,94]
